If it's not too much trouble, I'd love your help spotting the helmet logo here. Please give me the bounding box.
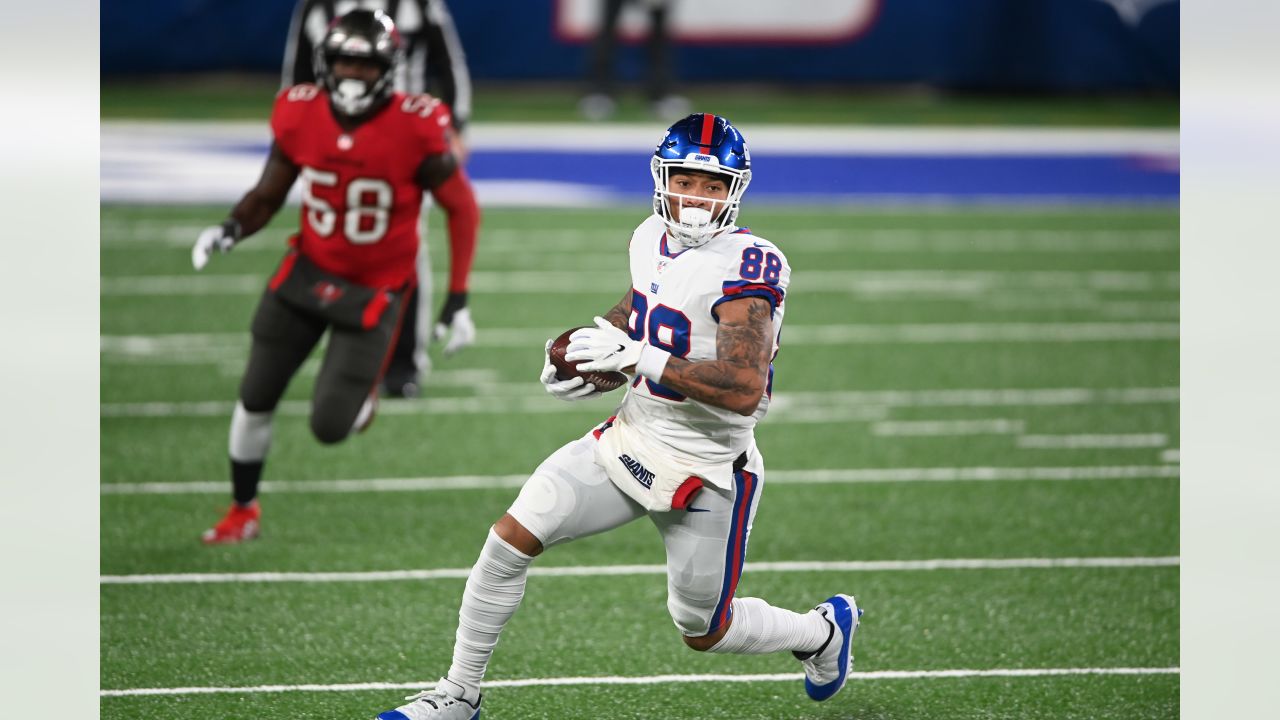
[340,37,373,54]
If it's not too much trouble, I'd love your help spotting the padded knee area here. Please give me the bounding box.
[239,292,326,412]
[506,473,566,546]
[310,411,352,445]
[239,375,288,414]
[668,594,714,638]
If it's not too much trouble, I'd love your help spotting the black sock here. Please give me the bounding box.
[231,459,264,506]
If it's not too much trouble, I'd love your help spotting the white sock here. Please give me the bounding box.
[443,528,534,704]
[228,401,272,461]
[706,597,830,655]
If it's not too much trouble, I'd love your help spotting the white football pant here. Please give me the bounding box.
[507,430,764,637]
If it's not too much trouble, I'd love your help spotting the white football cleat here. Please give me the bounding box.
[376,689,480,720]
[794,594,862,701]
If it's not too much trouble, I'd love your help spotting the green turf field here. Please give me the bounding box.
[101,77,1179,126]
[101,204,1179,719]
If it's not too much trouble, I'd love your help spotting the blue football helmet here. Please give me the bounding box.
[651,113,752,246]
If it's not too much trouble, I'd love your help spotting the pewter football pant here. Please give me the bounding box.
[239,288,404,443]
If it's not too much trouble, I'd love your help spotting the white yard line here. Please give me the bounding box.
[98,396,590,419]
[99,269,1180,296]
[99,321,1178,369]
[99,665,1180,697]
[100,556,1179,586]
[1017,433,1169,449]
[100,385,1178,419]
[102,329,1183,361]
[872,419,1026,436]
[770,386,1179,407]
[765,465,1178,483]
[100,464,1178,496]
[774,322,1179,343]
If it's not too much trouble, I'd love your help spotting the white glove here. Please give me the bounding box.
[565,316,645,373]
[192,222,237,271]
[540,339,600,401]
[433,306,476,356]
[433,291,476,356]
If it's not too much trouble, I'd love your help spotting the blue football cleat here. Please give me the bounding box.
[795,594,861,701]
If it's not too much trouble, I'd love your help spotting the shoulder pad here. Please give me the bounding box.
[278,84,323,103]
[730,229,782,255]
[399,93,451,125]
[271,85,322,148]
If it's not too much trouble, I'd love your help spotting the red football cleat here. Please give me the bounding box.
[201,501,261,545]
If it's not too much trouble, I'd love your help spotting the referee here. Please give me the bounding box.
[283,0,475,397]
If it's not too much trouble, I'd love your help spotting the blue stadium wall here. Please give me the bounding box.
[101,0,1177,91]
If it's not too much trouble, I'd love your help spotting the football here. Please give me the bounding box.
[549,327,629,392]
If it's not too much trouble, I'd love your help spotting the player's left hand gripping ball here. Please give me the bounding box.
[566,316,647,373]
[433,291,476,356]
[541,339,603,401]
[191,220,238,271]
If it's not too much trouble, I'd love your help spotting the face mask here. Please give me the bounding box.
[335,78,369,104]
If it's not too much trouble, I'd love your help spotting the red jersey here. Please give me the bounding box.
[271,85,452,288]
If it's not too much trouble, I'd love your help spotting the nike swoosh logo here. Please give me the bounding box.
[752,242,773,248]
[686,507,711,513]
[616,344,626,352]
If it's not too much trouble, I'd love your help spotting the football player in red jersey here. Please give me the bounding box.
[191,9,479,544]
[284,0,475,399]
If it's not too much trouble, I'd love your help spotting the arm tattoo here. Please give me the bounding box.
[658,298,772,413]
[603,288,633,331]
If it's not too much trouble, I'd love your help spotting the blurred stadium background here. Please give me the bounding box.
[100,1,1179,718]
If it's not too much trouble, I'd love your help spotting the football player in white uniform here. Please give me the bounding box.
[376,114,862,720]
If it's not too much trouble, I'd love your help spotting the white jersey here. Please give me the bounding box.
[614,215,791,465]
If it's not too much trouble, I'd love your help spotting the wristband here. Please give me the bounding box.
[221,218,243,242]
[636,344,671,381]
